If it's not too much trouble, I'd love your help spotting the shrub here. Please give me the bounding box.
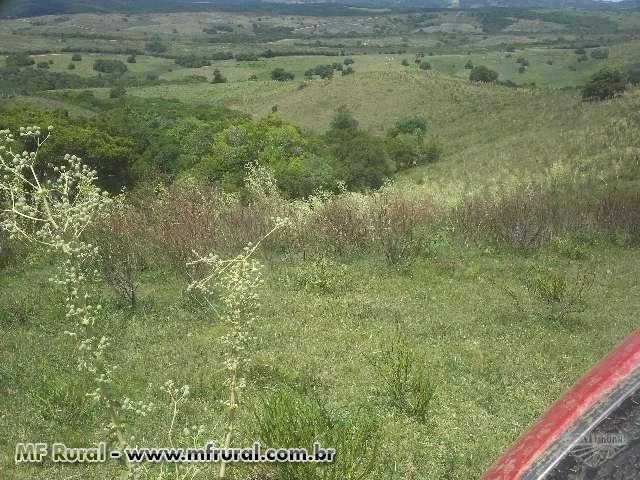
[546,59,553,65]
[126,54,136,63]
[329,105,358,131]
[36,61,49,69]
[175,54,211,68]
[469,65,498,82]
[93,59,128,76]
[628,64,640,85]
[109,86,127,98]
[590,48,609,59]
[418,61,431,70]
[582,67,628,101]
[211,68,227,84]
[373,331,435,423]
[6,53,35,67]
[271,68,294,81]
[464,59,474,69]
[342,66,354,75]
[248,74,258,81]
[255,388,381,480]
[71,53,82,61]
[577,54,589,62]
[401,59,410,66]
[504,268,594,324]
[67,62,76,70]
[145,40,167,54]
[343,57,354,65]
[518,65,526,74]
[390,115,427,136]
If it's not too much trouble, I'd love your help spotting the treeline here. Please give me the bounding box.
[0,97,440,198]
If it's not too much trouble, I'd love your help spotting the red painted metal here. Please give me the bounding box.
[481,329,640,480]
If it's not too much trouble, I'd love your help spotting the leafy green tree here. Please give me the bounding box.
[344,57,354,65]
[469,65,498,83]
[464,59,474,69]
[582,67,628,101]
[330,131,395,190]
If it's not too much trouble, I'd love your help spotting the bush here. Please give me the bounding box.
[401,59,410,66]
[126,54,136,63]
[518,65,526,74]
[373,334,435,423]
[211,69,227,84]
[582,67,628,101]
[109,86,127,98]
[343,57,354,65]
[469,65,498,83]
[390,115,427,136]
[67,62,76,70]
[329,105,358,131]
[575,48,586,54]
[248,74,258,81]
[36,61,49,69]
[71,53,82,61]
[464,59,474,69]
[6,53,34,67]
[255,388,381,480]
[590,48,609,59]
[175,55,211,68]
[145,40,167,54]
[628,64,640,85]
[577,54,589,62]
[418,61,431,70]
[342,66,354,76]
[93,59,128,76]
[271,68,294,81]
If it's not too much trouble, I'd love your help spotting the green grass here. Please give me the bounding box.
[2,242,639,479]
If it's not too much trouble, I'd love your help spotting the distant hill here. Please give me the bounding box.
[1,0,638,18]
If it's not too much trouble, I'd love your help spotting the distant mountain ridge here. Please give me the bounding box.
[1,0,638,17]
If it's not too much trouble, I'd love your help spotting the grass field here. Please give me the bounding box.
[2,5,640,480]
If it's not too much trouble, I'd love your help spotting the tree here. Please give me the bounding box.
[71,53,82,61]
[342,66,354,76]
[271,68,294,81]
[37,61,49,69]
[331,131,395,190]
[401,59,410,67]
[464,59,474,69]
[330,105,358,131]
[582,67,628,101]
[68,62,76,70]
[419,61,431,71]
[126,55,137,63]
[344,57,354,65]
[469,65,498,83]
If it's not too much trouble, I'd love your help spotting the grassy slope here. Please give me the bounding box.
[2,244,639,479]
